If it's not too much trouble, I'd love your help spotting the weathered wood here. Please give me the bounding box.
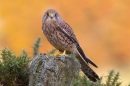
[28,53,81,86]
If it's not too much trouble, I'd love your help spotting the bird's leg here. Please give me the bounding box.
[58,50,67,56]
[49,50,67,57]
[56,50,67,62]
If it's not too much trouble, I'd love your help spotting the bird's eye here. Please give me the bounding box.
[46,13,49,16]
[55,13,58,17]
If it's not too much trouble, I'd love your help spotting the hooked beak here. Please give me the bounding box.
[49,13,54,19]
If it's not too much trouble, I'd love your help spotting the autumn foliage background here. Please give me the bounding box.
[0,0,130,85]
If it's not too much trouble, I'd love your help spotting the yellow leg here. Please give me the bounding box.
[58,50,67,56]
[50,50,67,56]
[62,50,66,56]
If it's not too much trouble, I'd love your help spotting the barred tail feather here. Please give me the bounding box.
[76,55,100,82]
[76,44,98,68]
[75,44,99,82]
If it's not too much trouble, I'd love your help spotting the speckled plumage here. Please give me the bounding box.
[43,20,76,52]
[42,9,99,82]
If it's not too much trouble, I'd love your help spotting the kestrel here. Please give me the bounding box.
[42,9,99,82]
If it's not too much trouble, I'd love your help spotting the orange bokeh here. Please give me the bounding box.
[0,0,130,84]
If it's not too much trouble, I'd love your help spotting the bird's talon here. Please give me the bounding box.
[58,50,68,57]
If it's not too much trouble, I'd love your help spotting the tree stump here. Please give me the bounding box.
[28,53,81,86]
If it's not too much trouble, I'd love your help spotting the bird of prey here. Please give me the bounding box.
[42,9,99,82]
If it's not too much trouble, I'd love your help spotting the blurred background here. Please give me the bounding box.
[0,0,130,84]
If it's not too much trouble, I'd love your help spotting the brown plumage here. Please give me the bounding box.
[42,9,100,82]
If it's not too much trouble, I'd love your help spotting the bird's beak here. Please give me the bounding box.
[49,13,54,19]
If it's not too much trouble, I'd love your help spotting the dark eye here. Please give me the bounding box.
[55,13,58,17]
[46,12,49,16]
[43,12,49,20]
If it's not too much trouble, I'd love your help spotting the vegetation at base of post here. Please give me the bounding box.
[73,70,123,86]
[0,37,129,86]
[0,48,29,86]
[32,37,41,57]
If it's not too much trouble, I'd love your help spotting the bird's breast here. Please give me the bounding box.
[43,21,74,51]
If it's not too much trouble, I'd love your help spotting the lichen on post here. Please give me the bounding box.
[28,53,81,86]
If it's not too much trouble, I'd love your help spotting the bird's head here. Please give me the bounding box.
[43,9,62,22]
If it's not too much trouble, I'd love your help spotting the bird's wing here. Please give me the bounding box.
[55,21,98,68]
[57,21,78,43]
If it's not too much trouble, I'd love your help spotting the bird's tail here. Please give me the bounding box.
[76,55,100,82]
[75,45,99,82]
[76,45,98,68]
